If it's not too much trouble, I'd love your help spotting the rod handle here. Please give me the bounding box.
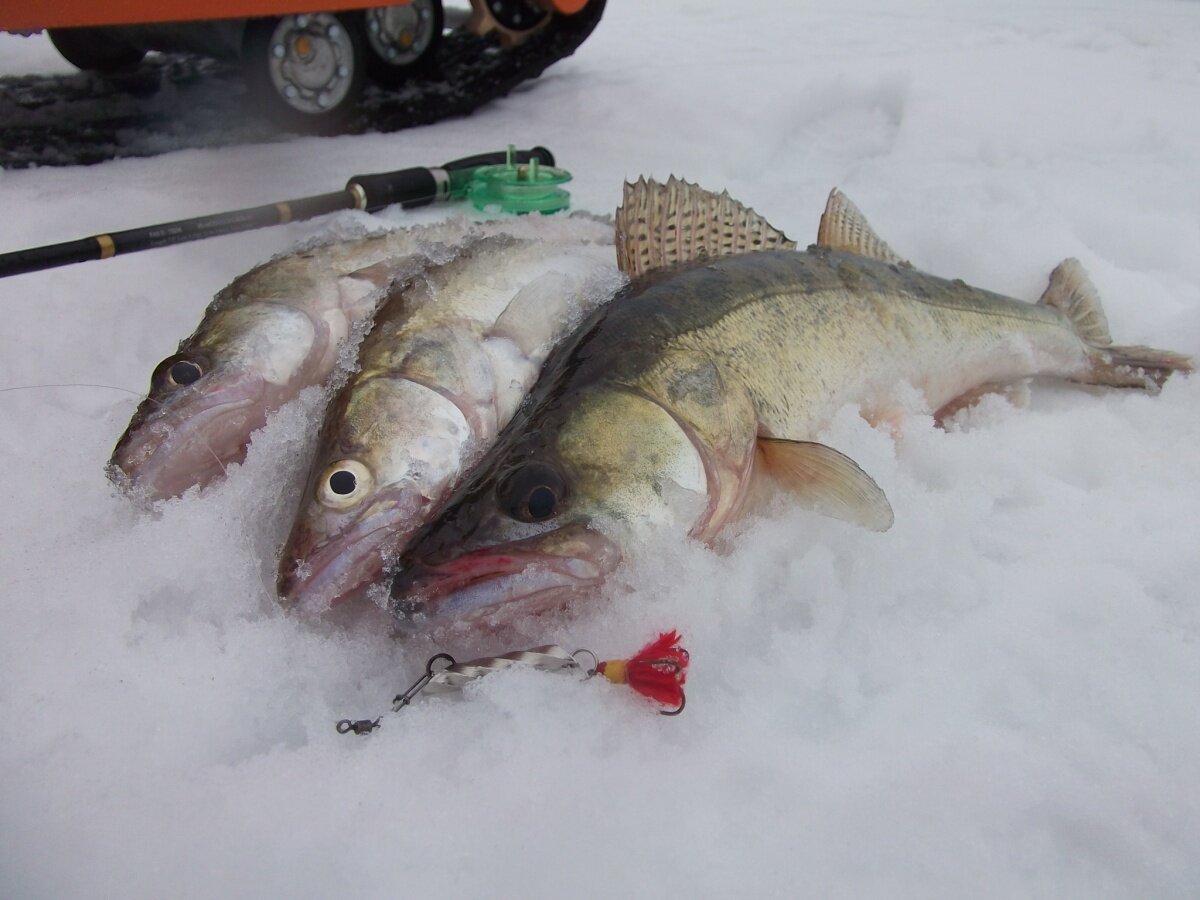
[345,146,555,211]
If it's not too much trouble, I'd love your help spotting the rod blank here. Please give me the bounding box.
[0,146,554,279]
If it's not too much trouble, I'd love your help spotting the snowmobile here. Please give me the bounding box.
[0,1,603,132]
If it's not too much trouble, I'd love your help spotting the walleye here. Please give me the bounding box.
[389,178,1193,627]
[278,215,621,611]
[109,221,467,500]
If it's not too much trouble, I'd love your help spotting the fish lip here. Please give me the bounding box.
[391,527,621,624]
[109,371,267,499]
[278,491,423,611]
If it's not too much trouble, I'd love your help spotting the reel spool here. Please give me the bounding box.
[467,145,572,214]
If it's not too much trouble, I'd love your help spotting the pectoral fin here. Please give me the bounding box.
[337,255,428,319]
[344,259,399,288]
[756,438,894,531]
[488,271,582,356]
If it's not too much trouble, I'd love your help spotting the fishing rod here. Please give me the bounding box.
[0,145,556,279]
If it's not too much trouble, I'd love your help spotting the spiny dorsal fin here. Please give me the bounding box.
[1038,258,1112,346]
[816,188,908,266]
[756,438,894,532]
[615,176,795,278]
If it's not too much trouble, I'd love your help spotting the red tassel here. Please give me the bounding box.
[597,631,689,712]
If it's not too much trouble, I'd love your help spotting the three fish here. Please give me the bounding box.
[111,180,1193,629]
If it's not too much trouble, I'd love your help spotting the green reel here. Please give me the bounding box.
[467,145,572,214]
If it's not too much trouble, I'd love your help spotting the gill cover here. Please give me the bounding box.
[553,386,708,532]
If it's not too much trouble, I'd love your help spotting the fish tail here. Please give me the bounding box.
[1086,343,1195,390]
[1039,258,1194,390]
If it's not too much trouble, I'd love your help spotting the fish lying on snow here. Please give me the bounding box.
[278,216,621,611]
[389,178,1193,627]
[109,220,470,501]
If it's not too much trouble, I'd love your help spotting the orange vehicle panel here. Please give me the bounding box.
[0,1,412,33]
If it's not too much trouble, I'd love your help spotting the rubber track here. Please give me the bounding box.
[0,0,605,169]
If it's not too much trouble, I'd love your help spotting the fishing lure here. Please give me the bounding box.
[337,631,689,734]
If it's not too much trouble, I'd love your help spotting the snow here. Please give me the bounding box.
[2,1,1200,896]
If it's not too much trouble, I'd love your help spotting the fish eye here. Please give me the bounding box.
[152,354,209,391]
[527,485,556,520]
[329,470,356,495]
[168,360,203,386]
[317,459,373,510]
[497,462,568,523]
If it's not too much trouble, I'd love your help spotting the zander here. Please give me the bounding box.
[389,178,1193,627]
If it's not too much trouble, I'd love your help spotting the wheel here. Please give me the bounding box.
[478,0,550,33]
[48,27,147,73]
[363,1,444,87]
[242,13,367,134]
[465,0,554,47]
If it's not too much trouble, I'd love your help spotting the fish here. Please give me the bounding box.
[388,178,1193,628]
[109,221,470,501]
[277,215,622,611]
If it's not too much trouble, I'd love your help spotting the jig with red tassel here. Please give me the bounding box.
[337,631,689,735]
[596,630,689,714]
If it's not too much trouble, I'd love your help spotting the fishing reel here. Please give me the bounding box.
[466,145,573,214]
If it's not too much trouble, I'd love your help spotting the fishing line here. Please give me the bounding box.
[0,381,231,483]
[0,381,144,398]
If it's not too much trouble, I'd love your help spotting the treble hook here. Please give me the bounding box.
[392,652,456,712]
[659,691,686,716]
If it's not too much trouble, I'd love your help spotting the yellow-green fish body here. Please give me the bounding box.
[388,181,1191,627]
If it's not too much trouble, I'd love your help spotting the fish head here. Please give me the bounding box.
[110,303,324,500]
[278,374,475,611]
[391,385,709,627]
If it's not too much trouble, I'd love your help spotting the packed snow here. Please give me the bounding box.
[2,1,1199,896]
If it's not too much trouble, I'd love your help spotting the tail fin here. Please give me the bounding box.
[1039,258,1193,390]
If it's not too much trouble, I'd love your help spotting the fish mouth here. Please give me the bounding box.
[389,525,621,626]
[278,486,431,612]
[109,372,267,500]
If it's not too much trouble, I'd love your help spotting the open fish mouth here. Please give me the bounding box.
[278,489,428,612]
[109,372,267,499]
[390,527,621,626]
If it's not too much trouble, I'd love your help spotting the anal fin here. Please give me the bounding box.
[934,380,1031,427]
[756,438,894,531]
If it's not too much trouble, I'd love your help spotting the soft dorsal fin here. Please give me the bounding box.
[1037,258,1112,346]
[615,176,795,278]
[756,438,894,531]
[816,188,908,266]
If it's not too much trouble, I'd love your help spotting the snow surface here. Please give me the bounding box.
[2,1,1200,896]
